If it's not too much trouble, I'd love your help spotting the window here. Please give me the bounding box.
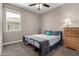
[5,9,21,32]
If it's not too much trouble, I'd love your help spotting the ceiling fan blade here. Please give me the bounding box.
[43,4,50,7]
[29,4,36,6]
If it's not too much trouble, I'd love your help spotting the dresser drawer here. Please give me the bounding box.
[64,36,79,51]
[64,28,72,32]
[64,28,79,37]
[71,28,79,32]
[64,36,79,41]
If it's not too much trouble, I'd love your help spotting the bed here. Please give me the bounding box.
[23,31,62,56]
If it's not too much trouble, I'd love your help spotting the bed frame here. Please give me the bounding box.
[23,31,62,56]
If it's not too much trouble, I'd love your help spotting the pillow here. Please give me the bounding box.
[44,31,53,35]
[52,31,61,35]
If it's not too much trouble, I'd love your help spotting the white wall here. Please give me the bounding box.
[0,3,2,54]
[3,4,40,44]
[41,4,79,32]
[3,3,79,44]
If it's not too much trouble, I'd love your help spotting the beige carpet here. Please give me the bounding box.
[1,42,79,56]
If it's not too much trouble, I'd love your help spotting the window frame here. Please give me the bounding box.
[5,8,21,32]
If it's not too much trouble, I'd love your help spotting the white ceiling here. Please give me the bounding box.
[10,3,64,14]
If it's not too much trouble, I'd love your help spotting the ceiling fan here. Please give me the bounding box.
[29,3,50,10]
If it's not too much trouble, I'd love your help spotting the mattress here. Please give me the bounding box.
[25,34,61,48]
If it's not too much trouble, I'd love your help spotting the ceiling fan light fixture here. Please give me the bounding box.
[36,4,39,8]
[29,3,50,10]
[36,4,43,10]
[39,4,43,9]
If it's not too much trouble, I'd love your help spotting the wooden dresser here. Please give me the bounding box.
[63,28,79,51]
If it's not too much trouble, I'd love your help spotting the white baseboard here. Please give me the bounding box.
[0,45,2,55]
[2,40,22,46]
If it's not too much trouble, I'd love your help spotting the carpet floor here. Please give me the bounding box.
[1,42,79,56]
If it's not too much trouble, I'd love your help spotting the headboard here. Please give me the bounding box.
[44,30,62,40]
